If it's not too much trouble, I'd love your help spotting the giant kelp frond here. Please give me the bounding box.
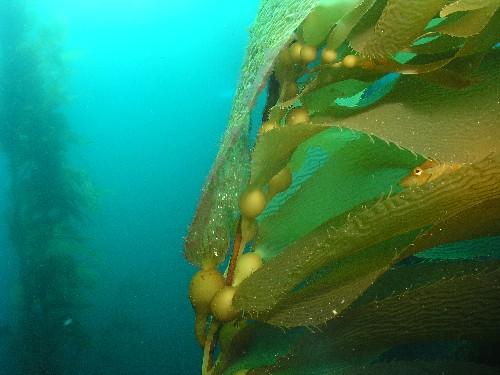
[329,262,500,358]
[332,50,500,163]
[255,129,422,259]
[242,260,500,374]
[186,1,500,374]
[184,0,320,267]
[234,157,500,324]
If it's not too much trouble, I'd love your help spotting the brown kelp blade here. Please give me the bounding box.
[184,0,319,267]
[234,156,500,324]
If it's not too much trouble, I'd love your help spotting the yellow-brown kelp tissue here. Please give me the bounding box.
[185,1,500,374]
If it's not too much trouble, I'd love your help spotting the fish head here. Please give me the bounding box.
[399,159,438,188]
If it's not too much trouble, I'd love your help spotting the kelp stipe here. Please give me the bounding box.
[185,1,500,374]
[0,1,96,374]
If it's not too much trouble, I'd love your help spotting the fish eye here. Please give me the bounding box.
[413,167,423,176]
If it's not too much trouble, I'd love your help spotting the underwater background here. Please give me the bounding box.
[0,0,259,373]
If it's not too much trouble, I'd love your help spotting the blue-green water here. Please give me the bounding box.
[0,1,259,373]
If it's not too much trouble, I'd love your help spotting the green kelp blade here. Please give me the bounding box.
[332,51,500,164]
[256,128,422,259]
[264,231,420,327]
[301,79,373,114]
[262,261,500,374]
[441,0,500,17]
[416,236,500,260]
[353,259,500,307]
[398,195,500,260]
[234,157,500,321]
[301,1,363,47]
[256,361,500,375]
[214,323,304,375]
[328,263,500,359]
[411,34,465,55]
[354,0,449,59]
[250,123,329,188]
[185,0,319,267]
[326,0,377,50]
[332,362,500,375]
[265,189,500,327]
[436,4,499,37]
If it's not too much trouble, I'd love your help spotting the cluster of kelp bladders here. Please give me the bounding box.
[185,0,500,374]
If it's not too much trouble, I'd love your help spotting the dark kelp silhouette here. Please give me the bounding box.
[0,1,96,374]
[185,1,500,374]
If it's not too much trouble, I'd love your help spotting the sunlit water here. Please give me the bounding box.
[0,1,259,373]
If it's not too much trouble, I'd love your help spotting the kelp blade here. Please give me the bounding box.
[185,0,319,266]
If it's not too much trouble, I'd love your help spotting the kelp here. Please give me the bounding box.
[356,0,450,59]
[415,236,500,260]
[333,51,500,163]
[440,0,500,17]
[235,157,500,323]
[301,0,362,47]
[0,2,94,374]
[255,129,422,259]
[185,0,320,267]
[250,123,329,188]
[223,261,500,374]
[435,3,499,37]
[186,1,500,374]
[258,360,500,375]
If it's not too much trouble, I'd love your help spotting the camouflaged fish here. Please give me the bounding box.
[400,159,462,188]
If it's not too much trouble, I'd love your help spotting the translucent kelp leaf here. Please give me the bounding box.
[255,128,422,259]
[337,73,400,108]
[257,361,500,375]
[333,51,499,163]
[301,79,371,113]
[411,34,465,55]
[259,261,500,374]
[398,195,500,259]
[250,123,329,188]
[216,323,303,375]
[356,0,449,59]
[354,259,499,307]
[326,0,377,50]
[329,263,500,358]
[234,157,500,321]
[331,362,500,375]
[266,189,500,327]
[259,146,329,221]
[436,5,499,37]
[457,9,500,56]
[301,1,361,47]
[185,0,319,266]
[416,236,500,260]
[264,231,420,327]
[440,0,499,17]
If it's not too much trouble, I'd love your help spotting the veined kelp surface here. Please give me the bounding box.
[185,0,320,267]
[186,0,500,374]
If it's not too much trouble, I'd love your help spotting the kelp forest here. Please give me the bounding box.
[0,1,94,374]
[186,1,500,374]
[0,0,500,375]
